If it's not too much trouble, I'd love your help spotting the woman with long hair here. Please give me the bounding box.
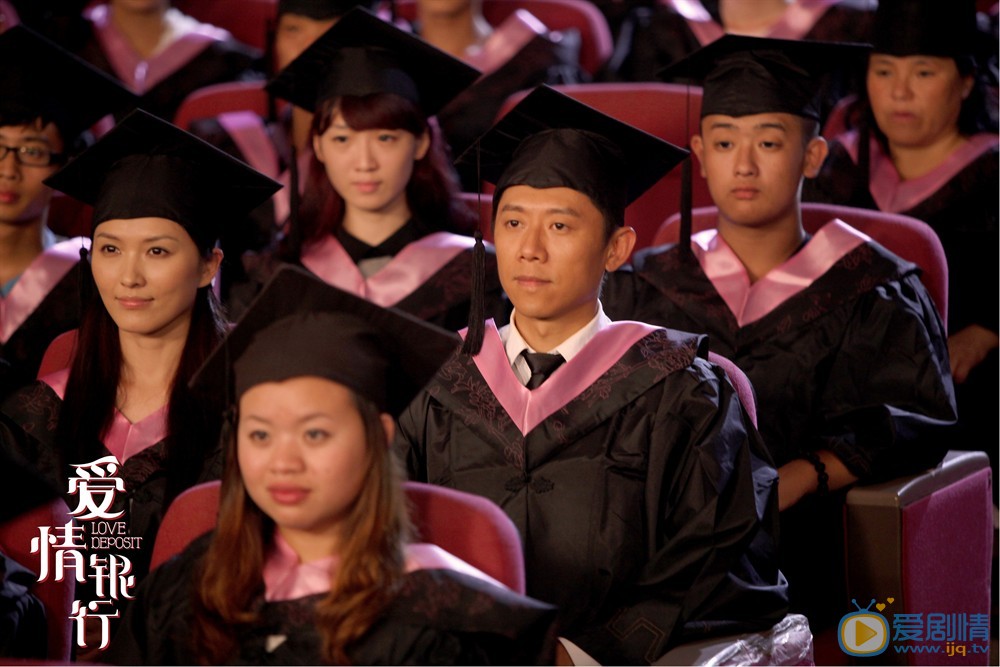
[107,266,557,665]
[804,0,999,493]
[232,8,510,331]
[0,110,280,594]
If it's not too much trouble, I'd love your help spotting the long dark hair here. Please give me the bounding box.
[292,92,474,253]
[55,242,227,501]
[192,392,410,665]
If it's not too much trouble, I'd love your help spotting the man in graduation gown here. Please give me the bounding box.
[603,37,958,631]
[0,26,135,398]
[395,85,789,665]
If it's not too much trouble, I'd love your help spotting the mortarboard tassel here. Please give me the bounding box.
[288,143,303,262]
[461,146,486,355]
[462,229,486,355]
[679,154,693,259]
[77,244,92,310]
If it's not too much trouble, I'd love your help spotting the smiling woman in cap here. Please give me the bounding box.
[0,109,280,622]
[105,265,558,665]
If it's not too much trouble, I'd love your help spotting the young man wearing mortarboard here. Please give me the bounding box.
[0,25,135,398]
[602,36,958,631]
[395,85,789,665]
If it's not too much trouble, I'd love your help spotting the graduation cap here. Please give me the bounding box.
[266,7,479,116]
[43,109,282,251]
[278,0,377,19]
[659,35,870,122]
[190,264,460,417]
[0,25,136,144]
[455,85,686,355]
[872,0,977,59]
[456,85,688,228]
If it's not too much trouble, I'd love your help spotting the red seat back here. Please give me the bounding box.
[653,203,949,326]
[0,499,76,661]
[173,80,271,131]
[492,83,712,252]
[394,0,612,75]
[36,329,79,380]
[150,479,526,593]
[707,351,757,428]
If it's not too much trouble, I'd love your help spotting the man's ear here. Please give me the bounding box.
[605,226,637,272]
[803,135,829,179]
[690,135,707,178]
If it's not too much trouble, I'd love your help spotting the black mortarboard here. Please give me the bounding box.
[266,7,479,115]
[278,0,376,19]
[456,85,688,227]
[44,109,282,250]
[0,25,136,143]
[659,35,870,121]
[190,264,460,417]
[872,0,977,59]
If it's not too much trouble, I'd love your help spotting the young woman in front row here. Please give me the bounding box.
[107,265,558,665]
[232,8,510,331]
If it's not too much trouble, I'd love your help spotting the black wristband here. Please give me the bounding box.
[802,451,830,496]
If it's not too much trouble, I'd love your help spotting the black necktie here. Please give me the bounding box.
[521,351,566,389]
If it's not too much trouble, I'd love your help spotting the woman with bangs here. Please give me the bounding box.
[0,110,280,648]
[106,266,557,665]
[231,8,510,331]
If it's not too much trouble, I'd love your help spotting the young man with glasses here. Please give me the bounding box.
[0,26,133,397]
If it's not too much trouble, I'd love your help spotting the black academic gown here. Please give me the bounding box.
[435,30,585,176]
[0,262,83,400]
[601,0,873,121]
[396,321,788,664]
[70,17,262,122]
[229,222,511,332]
[105,534,559,666]
[803,139,999,490]
[0,552,47,660]
[0,381,223,592]
[602,234,957,629]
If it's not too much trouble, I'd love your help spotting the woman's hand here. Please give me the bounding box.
[948,325,999,384]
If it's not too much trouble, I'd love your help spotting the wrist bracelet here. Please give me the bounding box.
[802,451,830,496]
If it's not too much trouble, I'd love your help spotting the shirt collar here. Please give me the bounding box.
[501,302,611,368]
